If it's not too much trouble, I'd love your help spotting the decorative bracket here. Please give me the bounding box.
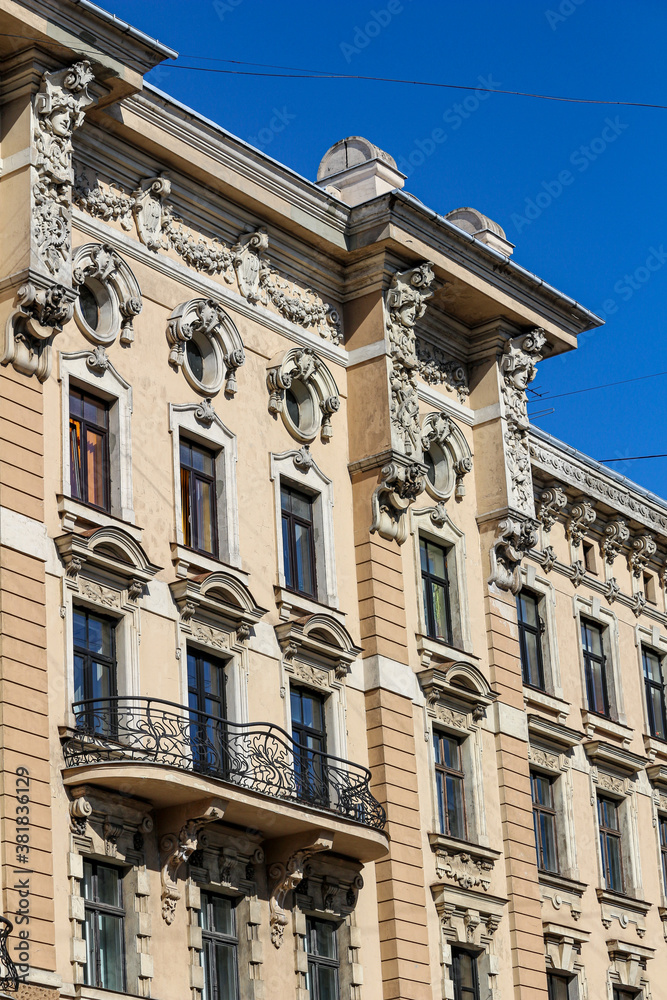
[267,833,333,948]
[2,281,76,382]
[370,457,426,544]
[159,800,226,924]
[488,515,539,594]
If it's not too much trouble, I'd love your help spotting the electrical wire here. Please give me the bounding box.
[599,455,667,463]
[528,369,667,402]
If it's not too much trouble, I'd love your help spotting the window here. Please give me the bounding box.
[200,892,238,1000]
[281,484,317,598]
[420,538,453,644]
[70,387,110,511]
[613,990,640,1000]
[531,773,558,873]
[582,542,597,575]
[180,438,218,557]
[306,917,339,1000]
[82,860,125,991]
[581,620,610,717]
[517,591,545,689]
[188,649,227,775]
[291,687,328,806]
[433,731,466,840]
[73,608,117,733]
[451,948,479,1000]
[660,815,667,893]
[644,572,657,604]
[548,973,578,1000]
[642,647,667,740]
[598,796,624,892]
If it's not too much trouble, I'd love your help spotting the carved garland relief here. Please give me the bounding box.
[499,329,546,514]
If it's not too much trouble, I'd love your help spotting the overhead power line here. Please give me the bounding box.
[599,454,667,463]
[528,369,667,403]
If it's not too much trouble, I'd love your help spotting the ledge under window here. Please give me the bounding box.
[274,585,342,621]
[581,710,634,747]
[417,633,479,669]
[596,887,652,921]
[523,685,571,723]
[58,495,141,540]
[170,542,246,579]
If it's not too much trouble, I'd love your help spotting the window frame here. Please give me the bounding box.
[420,537,454,645]
[199,891,239,1000]
[547,971,578,1000]
[642,646,667,740]
[306,916,340,1000]
[660,814,667,895]
[82,859,126,992]
[517,589,546,690]
[73,606,118,735]
[281,482,318,599]
[451,947,480,1000]
[69,385,111,512]
[433,729,467,841]
[180,436,220,558]
[290,685,329,808]
[598,795,625,893]
[531,771,559,873]
[581,618,611,718]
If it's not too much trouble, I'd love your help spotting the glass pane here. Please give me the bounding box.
[651,687,666,739]
[210,896,234,935]
[85,429,106,507]
[281,486,291,512]
[294,521,314,595]
[446,774,465,839]
[420,538,428,573]
[522,631,542,687]
[282,516,293,588]
[436,772,446,834]
[547,974,570,1000]
[424,451,436,486]
[180,440,192,466]
[83,394,107,426]
[291,491,312,521]
[314,920,337,959]
[426,542,446,578]
[96,865,121,906]
[82,910,95,985]
[518,591,538,627]
[195,477,214,552]
[98,912,124,990]
[290,689,303,725]
[79,284,99,330]
[317,965,338,1000]
[87,615,112,657]
[431,582,450,641]
[186,339,204,383]
[73,655,86,704]
[181,467,192,546]
[540,812,558,871]
[285,389,300,427]
[607,833,623,890]
[73,610,87,647]
[70,420,82,498]
[82,861,94,900]
[91,660,114,700]
[454,950,474,988]
[660,817,667,848]
[532,775,551,807]
[212,941,236,1000]
[582,622,603,656]
[70,389,84,418]
[588,659,607,715]
[187,652,198,696]
[643,649,663,682]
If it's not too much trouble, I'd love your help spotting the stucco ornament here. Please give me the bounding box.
[499,329,546,512]
[72,242,142,346]
[132,174,173,250]
[33,61,94,280]
[421,412,473,502]
[385,262,435,456]
[601,517,630,565]
[566,499,596,547]
[232,227,269,303]
[415,337,469,402]
[167,298,245,396]
[267,347,340,443]
[269,836,332,948]
[160,806,224,924]
[537,485,567,532]
[435,849,494,892]
[1,282,75,382]
[488,516,539,594]
[628,533,657,577]
[371,460,426,545]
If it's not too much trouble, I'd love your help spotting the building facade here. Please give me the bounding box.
[1,3,667,1000]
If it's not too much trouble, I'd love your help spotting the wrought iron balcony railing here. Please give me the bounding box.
[62,696,386,831]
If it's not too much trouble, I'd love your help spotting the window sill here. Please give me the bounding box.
[538,870,587,897]
[644,734,667,766]
[596,886,651,915]
[274,585,343,622]
[58,495,141,540]
[428,832,501,889]
[581,710,633,747]
[416,633,478,668]
[428,832,500,864]
[523,686,571,723]
[171,542,246,579]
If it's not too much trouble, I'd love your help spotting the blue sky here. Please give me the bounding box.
[105,0,667,497]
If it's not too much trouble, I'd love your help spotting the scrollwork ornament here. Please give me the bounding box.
[601,518,630,565]
[499,329,546,512]
[537,485,567,531]
[415,338,469,402]
[2,281,75,382]
[604,577,620,604]
[542,545,557,573]
[566,499,596,547]
[571,559,586,588]
[488,516,539,594]
[628,533,657,577]
[370,460,426,544]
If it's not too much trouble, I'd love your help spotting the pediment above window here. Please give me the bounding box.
[418,662,495,726]
[607,939,655,988]
[431,882,507,945]
[583,740,647,776]
[528,715,584,752]
[276,613,361,685]
[171,570,267,642]
[56,525,160,599]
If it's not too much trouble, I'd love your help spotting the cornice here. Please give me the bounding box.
[583,740,648,775]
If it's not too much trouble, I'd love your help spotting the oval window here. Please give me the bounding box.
[186,339,204,383]
[79,283,99,331]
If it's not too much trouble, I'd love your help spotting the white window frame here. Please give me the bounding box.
[270,450,337,609]
[592,778,643,899]
[410,505,471,656]
[528,746,578,880]
[169,403,240,570]
[59,350,134,525]
[520,563,564,702]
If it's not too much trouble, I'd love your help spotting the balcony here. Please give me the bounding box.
[61,697,387,861]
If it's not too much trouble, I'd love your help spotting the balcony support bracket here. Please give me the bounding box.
[266,830,334,948]
[158,797,227,925]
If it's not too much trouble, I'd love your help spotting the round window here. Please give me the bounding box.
[182,328,223,395]
[74,277,116,343]
[424,443,454,499]
[424,450,436,487]
[282,378,317,441]
[285,388,301,428]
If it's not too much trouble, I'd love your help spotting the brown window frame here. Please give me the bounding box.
[69,385,111,512]
[433,730,467,840]
[531,771,559,873]
[280,482,317,599]
[180,437,219,558]
[598,795,625,893]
